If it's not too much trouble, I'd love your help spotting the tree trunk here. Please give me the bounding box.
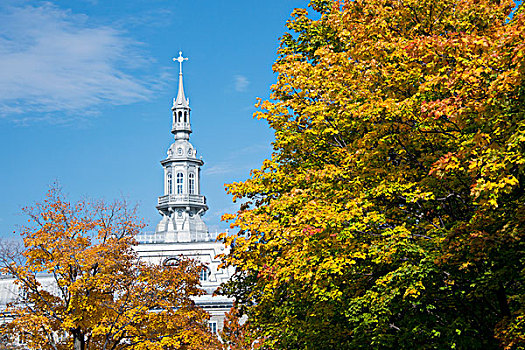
[73,328,85,350]
[496,282,511,318]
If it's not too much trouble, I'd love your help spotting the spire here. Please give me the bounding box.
[171,52,192,139]
[173,52,189,108]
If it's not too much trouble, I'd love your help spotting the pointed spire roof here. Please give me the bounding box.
[173,51,189,108]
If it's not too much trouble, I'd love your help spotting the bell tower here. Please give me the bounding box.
[154,52,210,242]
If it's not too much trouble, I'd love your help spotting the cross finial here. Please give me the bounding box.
[173,51,188,74]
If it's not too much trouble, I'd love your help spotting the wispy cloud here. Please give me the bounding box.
[233,74,249,92]
[203,203,241,233]
[203,164,236,176]
[114,8,174,29]
[203,144,272,176]
[0,3,155,123]
[236,143,272,156]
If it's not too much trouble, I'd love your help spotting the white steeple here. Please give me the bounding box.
[153,52,210,243]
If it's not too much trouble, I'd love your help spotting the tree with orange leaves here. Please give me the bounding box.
[1,187,220,350]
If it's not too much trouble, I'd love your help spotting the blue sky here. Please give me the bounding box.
[0,0,307,238]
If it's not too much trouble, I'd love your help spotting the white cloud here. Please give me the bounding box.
[233,74,249,92]
[203,143,272,176]
[203,164,235,176]
[203,203,240,234]
[0,3,154,122]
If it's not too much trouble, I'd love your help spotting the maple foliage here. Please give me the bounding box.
[1,188,221,350]
[220,0,525,348]
[219,305,263,350]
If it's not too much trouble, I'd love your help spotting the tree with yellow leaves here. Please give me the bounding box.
[220,0,525,348]
[1,187,220,350]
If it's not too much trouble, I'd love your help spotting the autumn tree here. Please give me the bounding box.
[219,305,262,350]
[220,0,525,348]
[1,188,220,350]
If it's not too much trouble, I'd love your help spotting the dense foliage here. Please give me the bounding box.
[220,0,525,348]
[1,188,220,350]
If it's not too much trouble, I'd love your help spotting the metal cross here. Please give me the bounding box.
[173,51,188,74]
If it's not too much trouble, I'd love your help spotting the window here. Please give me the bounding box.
[176,172,184,194]
[178,111,182,122]
[209,321,217,334]
[167,173,172,194]
[163,257,180,266]
[189,173,195,194]
[184,111,188,123]
[200,266,209,282]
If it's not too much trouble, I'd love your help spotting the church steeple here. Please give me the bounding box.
[171,52,191,140]
[154,52,210,243]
